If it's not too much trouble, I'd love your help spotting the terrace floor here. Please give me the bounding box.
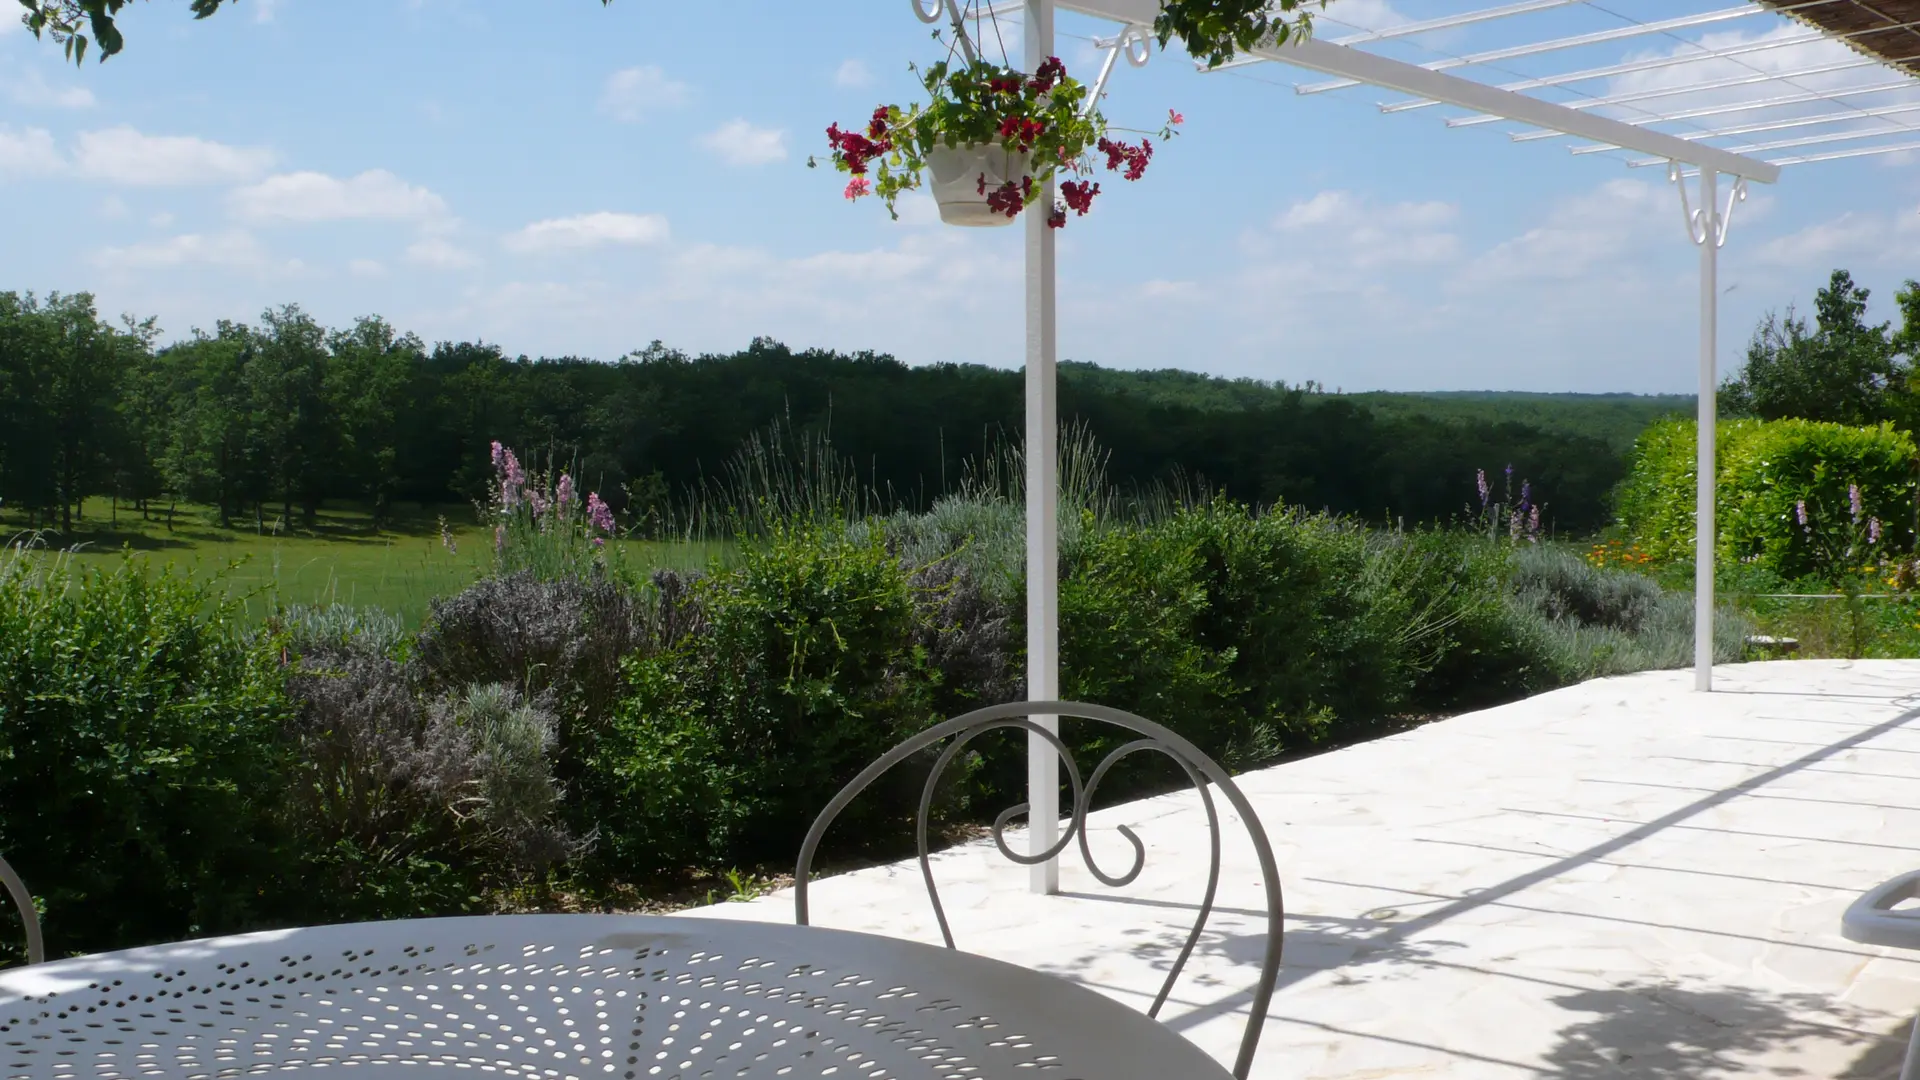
[682,660,1920,1078]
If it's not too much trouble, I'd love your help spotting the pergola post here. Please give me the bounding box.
[1676,165,1742,693]
[1024,0,1062,894]
[1695,168,1719,693]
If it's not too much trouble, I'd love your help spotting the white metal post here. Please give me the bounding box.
[1024,0,1061,894]
[1695,168,1718,693]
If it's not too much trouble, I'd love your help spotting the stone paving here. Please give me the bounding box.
[683,660,1920,1078]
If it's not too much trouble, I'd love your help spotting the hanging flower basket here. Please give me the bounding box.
[816,57,1174,230]
[925,143,1031,227]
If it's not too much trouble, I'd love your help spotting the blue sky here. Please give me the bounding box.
[2,0,1917,392]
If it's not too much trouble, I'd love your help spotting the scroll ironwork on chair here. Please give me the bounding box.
[0,852,42,966]
[795,700,1284,1080]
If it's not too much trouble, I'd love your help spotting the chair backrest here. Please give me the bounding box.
[0,851,43,965]
[795,701,1283,1080]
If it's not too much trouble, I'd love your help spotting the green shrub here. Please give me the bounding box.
[1159,503,1418,754]
[0,553,292,961]
[1507,545,1751,680]
[414,572,647,805]
[1615,416,1704,566]
[1510,543,1665,632]
[1719,420,1916,582]
[602,522,936,874]
[1378,530,1562,715]
[279,626,573,921]
[1619,416,1917,582]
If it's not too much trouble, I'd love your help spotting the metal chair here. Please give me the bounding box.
[796,700,1284,1080]
[0,852,42,965]
[1843,870,1920,1080]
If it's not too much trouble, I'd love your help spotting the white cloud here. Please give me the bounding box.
[598,66,689,122]
[72,126,274,186]
[1600,25,1918,124]
[0,126,62,177]
[1318,0,1412,39]
[406,237,481,270]
[414,228,1021,369]
[230,169,448,224]
[6,68,96,109]
[1458,179,1668,287]
[349,258,389,278]
[1266,189,1461,268]
[94,230,279,272]
[1752,208,1920,268]
[834,60,873,89]
[503,211,670,254]
[699,119,788,167]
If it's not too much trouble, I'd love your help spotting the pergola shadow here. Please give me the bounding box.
[1046,698,1920,1065]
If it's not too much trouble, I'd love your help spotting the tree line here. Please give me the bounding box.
[0,290,1645,536]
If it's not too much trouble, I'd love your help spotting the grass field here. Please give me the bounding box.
[2,499,726,627]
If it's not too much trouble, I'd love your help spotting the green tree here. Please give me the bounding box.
[1722,269,1902,426]
[112,329,172,523]
[0,293,60,527]
[157,323,265,528]
[249,305,334,529]
[326,316,421,529]
[0,292,139,533]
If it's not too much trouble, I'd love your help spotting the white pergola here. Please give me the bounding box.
[989,0,1920,892]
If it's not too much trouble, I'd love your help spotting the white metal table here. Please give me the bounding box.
[0,914,1233,1079]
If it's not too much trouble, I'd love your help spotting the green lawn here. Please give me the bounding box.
[3,500,725,627]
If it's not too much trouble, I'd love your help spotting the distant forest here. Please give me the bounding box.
[0,292,1689,536]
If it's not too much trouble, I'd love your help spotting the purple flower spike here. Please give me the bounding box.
[1796,499,1808,527]
[1851,484,1864,524]
[1871,517,1883,544]
[1477,469,1490,507]
[557,473,575,513]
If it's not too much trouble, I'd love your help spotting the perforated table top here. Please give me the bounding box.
[0,914,1233,1080]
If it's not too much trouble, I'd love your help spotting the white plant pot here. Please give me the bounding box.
[926,143,1032,227]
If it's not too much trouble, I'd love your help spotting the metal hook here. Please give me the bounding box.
[911,0,944,23]
[1716,177,1747,249]
[1670,161,1710,247]
[1086,26,1149,116]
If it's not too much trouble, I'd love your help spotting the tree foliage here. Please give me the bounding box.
[1721,269,1920,427]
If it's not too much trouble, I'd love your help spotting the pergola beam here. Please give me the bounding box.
[1299,5,1765,96]
[1254,38,1782,181]
[1056,0,1780,181]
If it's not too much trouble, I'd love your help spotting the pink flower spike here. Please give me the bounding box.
[844,177,872,200]
[1851,484,1864,523]
[588,492,616,534]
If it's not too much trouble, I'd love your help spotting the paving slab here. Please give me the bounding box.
[679,660,1920,1078]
